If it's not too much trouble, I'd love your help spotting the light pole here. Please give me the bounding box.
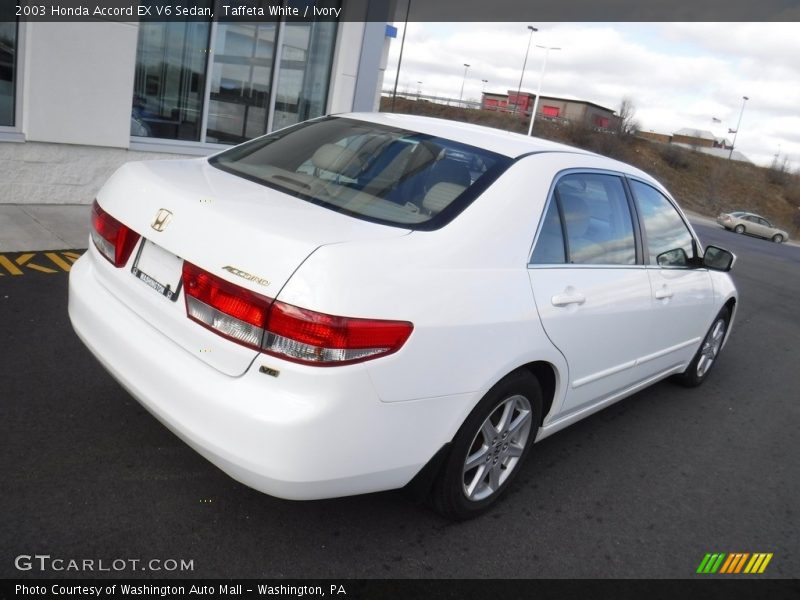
[416,81,422,99]
[390,0,412,112]
[528,44,561,136]
[728,96,749,160]
[458,63,470,107]
[481,79,488,92]
[514,25,537,116]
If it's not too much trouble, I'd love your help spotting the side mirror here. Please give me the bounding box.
[703,245,735,272]
[657,247,688,267]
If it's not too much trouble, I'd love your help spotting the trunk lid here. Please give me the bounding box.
[94,158,409,376]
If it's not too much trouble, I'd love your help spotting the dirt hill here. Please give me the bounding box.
[380,97,800,236]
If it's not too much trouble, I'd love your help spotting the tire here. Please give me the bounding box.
[674,308,730,387]
[734,224,745,234]
[772,234,784,243]
[431,370,542,520]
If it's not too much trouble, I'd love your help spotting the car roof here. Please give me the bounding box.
[338,112,596,159]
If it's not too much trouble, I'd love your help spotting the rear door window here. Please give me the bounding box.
[531,173,636,265]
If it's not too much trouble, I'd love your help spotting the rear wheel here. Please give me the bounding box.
[734,224,745,234]
[431,370,542,520]
[675,308,730,387]
[772,234,784,243]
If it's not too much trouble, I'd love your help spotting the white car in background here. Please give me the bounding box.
[69,113,738,519]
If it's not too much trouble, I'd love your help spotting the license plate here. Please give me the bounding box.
[131,239,183,302]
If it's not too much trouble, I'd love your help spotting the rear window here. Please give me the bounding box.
[209,117,512,230]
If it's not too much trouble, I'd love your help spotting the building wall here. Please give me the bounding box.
[672,134,714,148]
[24,21,138,148]
[636,131,672,144]
[0,141,187,205]
[2,14,389,206]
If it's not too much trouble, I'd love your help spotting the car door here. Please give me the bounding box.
[756,217,773,238]
[529,172,653,416]
[628,179,716,373]
[746,215,766,237]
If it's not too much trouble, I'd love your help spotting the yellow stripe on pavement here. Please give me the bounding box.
[0,251,84,276]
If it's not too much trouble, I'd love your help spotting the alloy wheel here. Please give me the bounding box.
[462,394,532,501]
[697,318,726,377]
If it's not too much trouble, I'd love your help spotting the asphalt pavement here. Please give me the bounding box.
[1,221,798,579]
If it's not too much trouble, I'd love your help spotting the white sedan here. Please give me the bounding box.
[69,113,738,519]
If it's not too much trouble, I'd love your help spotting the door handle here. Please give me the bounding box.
[551,291,586,307]
[655,286,673,300]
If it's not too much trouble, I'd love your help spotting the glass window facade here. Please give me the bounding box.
[272,21,337,131]
[132,6,339,145]
[206,22,279,144]
[0,21,17,127]
[131,16,212,141]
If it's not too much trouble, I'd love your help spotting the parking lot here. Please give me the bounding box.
[2,221,798,579]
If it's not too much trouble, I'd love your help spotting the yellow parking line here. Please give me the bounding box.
[16,253,57,274]
[45,252,74,272]
[0,255,24,276]
[0,251,84,276]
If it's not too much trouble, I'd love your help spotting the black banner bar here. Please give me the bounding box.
[3,0,800,23]
[2,579,800,600]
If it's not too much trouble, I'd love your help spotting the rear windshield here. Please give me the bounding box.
[208,117,512,230]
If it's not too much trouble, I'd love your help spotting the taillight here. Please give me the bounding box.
[181,261,413,365]
[91,200,141,267]
[263,300,413,365]
[183,261,271,351]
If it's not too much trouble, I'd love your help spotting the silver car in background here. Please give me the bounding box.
[717,211,788,243]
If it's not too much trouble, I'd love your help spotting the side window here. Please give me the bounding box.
[530,199,565,264]
[630,180,694,266]
[531,173,636,265]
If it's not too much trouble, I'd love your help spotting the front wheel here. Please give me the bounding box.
[734,224,745,234]
[675,308,730,387]
[431,370,542,520]
[772,234,784,243]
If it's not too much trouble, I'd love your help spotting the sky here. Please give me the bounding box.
[383,22,800,170]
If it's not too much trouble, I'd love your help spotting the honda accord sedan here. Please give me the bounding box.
[69,113,737,519]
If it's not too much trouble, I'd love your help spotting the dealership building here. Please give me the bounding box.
[0,3,395,205]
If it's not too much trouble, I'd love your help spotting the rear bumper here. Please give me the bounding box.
[68,250,469,500]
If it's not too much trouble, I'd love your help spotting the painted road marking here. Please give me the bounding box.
[0,250,84,276]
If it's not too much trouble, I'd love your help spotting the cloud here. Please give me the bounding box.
[384,22,800,169]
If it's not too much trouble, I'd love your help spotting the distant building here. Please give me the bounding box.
[635,128,748,162]
[481,91,619,131]
[637,131,672,144]
[639,128,732,150]
[672,128,732,149]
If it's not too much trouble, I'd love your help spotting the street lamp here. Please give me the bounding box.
[481,79,488,92]
[728,96,749,160]
[416,81,422,99]
[458,63,471,107]
[390,0,412,112]
[514,25,538,116]
[528,44,561,136]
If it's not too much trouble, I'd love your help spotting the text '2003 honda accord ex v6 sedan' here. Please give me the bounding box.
[69,113,738,520]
